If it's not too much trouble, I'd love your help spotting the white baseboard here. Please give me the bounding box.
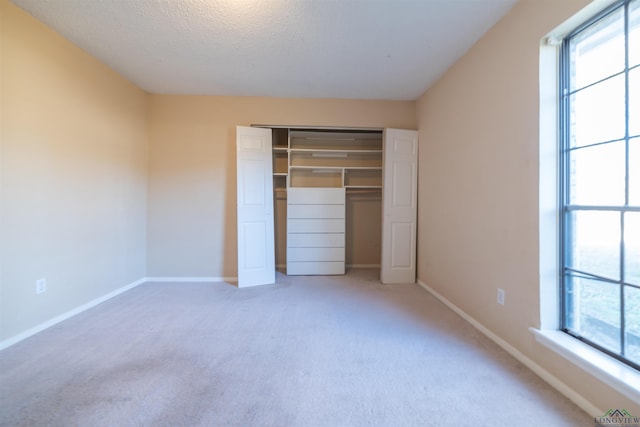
[145,276,237,283]
[0,276,243,351]
[0,277,146,351]
[276,265,379,270]
[416,279,601,417]
[347,264,381,268]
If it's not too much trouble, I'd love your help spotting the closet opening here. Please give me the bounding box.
[237,124,417,286]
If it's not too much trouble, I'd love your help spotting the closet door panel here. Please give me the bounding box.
[381,128,418,284]
[236,126,275,287]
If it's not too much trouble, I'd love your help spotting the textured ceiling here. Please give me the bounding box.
[11,0,518,100]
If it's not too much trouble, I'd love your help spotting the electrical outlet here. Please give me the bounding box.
[497,288,505,306]
[36,278,47,294]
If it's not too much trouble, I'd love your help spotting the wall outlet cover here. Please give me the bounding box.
[36,278,47,294]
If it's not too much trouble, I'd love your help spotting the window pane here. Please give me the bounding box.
[570,75,626,147]
[568,210,621,280]
[630,0,640,68]
[625,285,640,365]
[626,212,640,285]
[631,67,640,137]
[570,8,625,90]
[568,141,625,205]
[631,138,640,205]
[566,275,621,353]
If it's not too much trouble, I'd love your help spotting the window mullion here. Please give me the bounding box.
[559,36,571,330]
[620,0,631,359]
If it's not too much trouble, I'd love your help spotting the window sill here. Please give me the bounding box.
[530,328,640,403]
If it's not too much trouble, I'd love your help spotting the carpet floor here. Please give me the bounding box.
[0,269,591,426]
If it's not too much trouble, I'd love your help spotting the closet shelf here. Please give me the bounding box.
[290,165,342,170]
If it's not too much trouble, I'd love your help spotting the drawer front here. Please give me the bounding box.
[287,233,345,248]
[288,187,345,205]
[287,261,345,275]
[288,219,344,233]
[287,204,345,219]
[287,247,344,262]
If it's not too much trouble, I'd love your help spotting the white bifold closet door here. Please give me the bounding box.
[236,126,275,287]
[381,128,418,284]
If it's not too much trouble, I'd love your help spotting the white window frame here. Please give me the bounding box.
[533,0,640,406]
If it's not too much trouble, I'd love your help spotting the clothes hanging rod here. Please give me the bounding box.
[311,153,349,158]
[251,124,384,132]
[305,137,356,141]
[311,169,341,174]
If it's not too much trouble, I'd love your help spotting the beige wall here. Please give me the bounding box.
[0,0,148,342]
[416,0,639,414]
[147,96,415,277]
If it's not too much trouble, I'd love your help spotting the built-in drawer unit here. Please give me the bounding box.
[286,187,346,275]
[286,262,345,275]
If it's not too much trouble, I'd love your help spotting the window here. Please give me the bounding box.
[560,0,640,370]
